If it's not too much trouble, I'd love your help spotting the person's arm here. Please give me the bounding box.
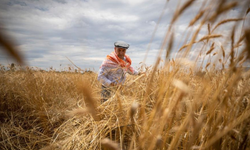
[127,66,139,75]
[97,66,113,87]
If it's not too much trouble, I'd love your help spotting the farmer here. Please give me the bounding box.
[98,41,141,102]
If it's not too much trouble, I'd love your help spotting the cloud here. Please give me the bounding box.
[0,0,248,71]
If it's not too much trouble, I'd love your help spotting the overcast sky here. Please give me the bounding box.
[0,0,249,71]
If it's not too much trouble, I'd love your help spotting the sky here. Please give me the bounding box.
[0,0,249,72]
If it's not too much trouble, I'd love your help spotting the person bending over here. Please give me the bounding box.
[98,41,140,102]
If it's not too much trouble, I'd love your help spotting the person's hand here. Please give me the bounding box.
[110,82,116,86]
[138,72,146,76]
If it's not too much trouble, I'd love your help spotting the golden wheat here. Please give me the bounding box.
[1,0,250,149]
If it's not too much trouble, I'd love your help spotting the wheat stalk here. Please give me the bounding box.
[198,34,222,42]
[206,42,215,55]
[171,0,195,24]
[212,18,244,32]
[0,30,24,65]
[189,10,205,26]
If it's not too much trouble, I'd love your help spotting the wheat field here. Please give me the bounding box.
[1,0,250,149]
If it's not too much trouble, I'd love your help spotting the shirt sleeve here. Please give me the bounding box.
[127,66,139,75]
[98,66,112,87]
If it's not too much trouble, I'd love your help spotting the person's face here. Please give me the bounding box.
[115,47,127,59]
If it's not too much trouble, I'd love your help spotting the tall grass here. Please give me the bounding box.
[1,0,250,149]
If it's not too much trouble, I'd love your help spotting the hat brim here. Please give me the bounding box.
[115,46,129,49]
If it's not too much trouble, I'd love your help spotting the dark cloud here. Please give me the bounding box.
[35,6,49,11]
[53,0,67,4]
[7,0,27,7]
[0,0,247,71]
